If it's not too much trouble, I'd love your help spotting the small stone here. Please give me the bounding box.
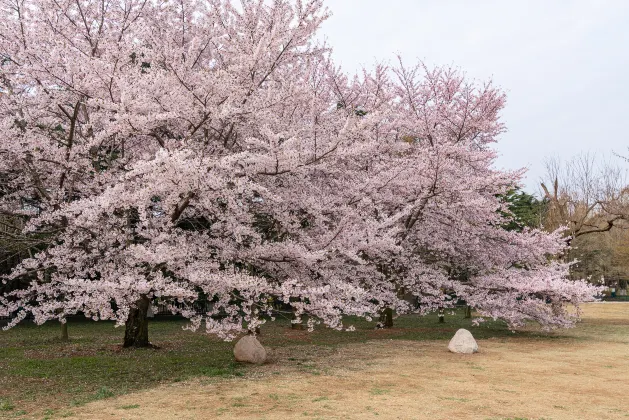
[234,335,267,364]
[448,328,479,354]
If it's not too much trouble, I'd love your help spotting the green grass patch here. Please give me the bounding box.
[0,308,547,417]
[0,399,15,411]
[370,388,391,395]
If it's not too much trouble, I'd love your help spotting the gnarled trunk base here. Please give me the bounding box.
[123,296,152,348]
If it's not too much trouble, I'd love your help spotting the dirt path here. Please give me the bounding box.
[65,303,629,420]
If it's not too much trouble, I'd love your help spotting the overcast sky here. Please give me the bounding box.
[318,0,629,194]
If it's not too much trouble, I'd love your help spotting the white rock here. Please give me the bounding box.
[448,328,479,354]
[234,335,267,364]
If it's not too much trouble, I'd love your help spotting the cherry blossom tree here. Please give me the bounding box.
[0,0,391,346]
[326,61,600,329]
[0,0,599,347]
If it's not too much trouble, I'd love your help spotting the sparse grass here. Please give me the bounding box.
[42,408,55,418]
[0,309,505,417]
[369,388,391,395]
[0,305,622,418]
[0,316,242,417]
[60,303,629,420]
[94,386,115,400]
[467,361,486,371]
[439,396,470,402]
[69,386,119,407]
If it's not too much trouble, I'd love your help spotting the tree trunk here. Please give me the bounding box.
[464,305,472,319]
[379,307,394,328]
[123,296,151,348]
[438,307,445,323]
[60,322,69,341]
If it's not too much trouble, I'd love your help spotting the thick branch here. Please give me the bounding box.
[171,192,195,223]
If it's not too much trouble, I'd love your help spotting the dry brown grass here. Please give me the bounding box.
[60,303,629,420]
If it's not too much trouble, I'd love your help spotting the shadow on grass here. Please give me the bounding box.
[0,308,591,417]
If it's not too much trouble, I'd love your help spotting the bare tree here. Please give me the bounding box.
[540,152,629,244]
[540,153,629,287]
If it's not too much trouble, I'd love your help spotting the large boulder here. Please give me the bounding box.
[448,329,479,354]
[234,335,267,364]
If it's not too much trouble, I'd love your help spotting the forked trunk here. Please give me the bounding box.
[123,296,151,348]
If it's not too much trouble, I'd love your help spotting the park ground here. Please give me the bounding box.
[1,304,628,420]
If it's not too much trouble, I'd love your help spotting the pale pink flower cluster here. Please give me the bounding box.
[0,0,600,338]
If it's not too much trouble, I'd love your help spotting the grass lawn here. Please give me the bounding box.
[0,309,513,418]
[2,304,627,419]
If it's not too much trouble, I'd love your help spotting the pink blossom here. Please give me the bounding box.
[0,0,600,339]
